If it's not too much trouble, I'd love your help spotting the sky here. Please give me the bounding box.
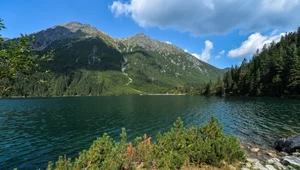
[1,0,300,69]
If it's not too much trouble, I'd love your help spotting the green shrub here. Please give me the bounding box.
[47,116,245,169]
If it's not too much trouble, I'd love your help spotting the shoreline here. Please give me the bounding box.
[1,93,188,99]
[140,93,187,96]
[240,142,300,170]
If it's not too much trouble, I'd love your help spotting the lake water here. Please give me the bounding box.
[1,96,300,169]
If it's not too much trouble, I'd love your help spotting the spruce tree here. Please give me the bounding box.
[287,44,300,94]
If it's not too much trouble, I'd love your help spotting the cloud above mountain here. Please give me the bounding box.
[110,0,300,35]
[192,40,213,62]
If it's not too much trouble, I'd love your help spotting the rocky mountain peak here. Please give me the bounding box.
[32,22,109,50]
[60,21,85,27]
[57,22,101,36]
[134,32,149,39]
[3,37,10,41]
[120,32,182,54]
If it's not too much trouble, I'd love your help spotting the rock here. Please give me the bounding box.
[265,165,277,170]
[247,158,260,163]
[292,152,300,157]
[275,163,288,170]
[275,133,300,153]
[251,147,260,153]
[246,162,252,168]
[267,158,280,164]
[268,152,277,158]
[287,165,297,170]
[280,152,289,156]
[253,161,268,170]
[282,156,300,167]
[228,165,236,170]
[241,168,250,170]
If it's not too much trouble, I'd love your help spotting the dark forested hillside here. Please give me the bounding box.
[198,27,300,97]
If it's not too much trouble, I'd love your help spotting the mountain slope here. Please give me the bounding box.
[117,33,223,92]
[9,22,224,96]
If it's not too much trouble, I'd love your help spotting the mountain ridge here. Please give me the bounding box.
[7,22,225,96]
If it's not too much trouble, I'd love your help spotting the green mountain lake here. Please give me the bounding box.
[1,96,300,169]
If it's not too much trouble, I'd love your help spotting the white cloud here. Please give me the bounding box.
[110,0,300,35]
[228,32,285,58]
[165,41,172,45]
[184,49,188,53]
[192,40,213,62]
[215,50,225,59]
[192,53,200,59]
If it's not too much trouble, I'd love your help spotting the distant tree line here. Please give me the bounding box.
[196,27,300,98]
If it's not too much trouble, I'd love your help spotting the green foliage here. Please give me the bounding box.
[7,70,142,97]
[191,77,225,96]
[47,116,245,169]
[0,19,52,97]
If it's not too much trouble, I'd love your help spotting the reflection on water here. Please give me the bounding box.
[0,96,300,169]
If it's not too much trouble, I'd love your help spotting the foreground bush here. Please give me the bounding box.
[47,116,245,169]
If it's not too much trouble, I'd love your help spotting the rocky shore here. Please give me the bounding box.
[241,153,300,170]
[239,134,300,170]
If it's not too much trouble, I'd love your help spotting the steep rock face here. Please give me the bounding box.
[33,23,88,50]
[41,37,124,73]
[34,22,124,72]
[32,22,115,50]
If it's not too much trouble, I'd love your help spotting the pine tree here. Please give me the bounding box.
[287,44,300,94]
[215,77,225,96]
[271,47,284,95]
[255,68,262,96]
[297,27,300,56]
[203,80,214,96]
[223,71,233,94]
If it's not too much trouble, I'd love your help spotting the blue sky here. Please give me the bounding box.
[1,0,300,69]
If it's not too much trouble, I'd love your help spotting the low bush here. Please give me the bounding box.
[47,116,245,169]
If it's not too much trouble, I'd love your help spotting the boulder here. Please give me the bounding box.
[282,156,300,168]
[275,133,300,153]
[267,158,280,164]
[292,152,300,157]
[247,158,260,163]
[265,165,277,170]
[253,161,268,170]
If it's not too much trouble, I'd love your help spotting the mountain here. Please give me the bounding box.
[10,22,224,96]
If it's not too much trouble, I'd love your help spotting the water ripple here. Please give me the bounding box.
[0,96,300,169]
